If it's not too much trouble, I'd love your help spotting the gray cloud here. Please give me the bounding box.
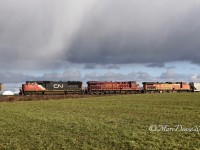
[0,0,97,70]
[84,64,97,69]
[146,63,165,68]
[41,70,82,81]
[0,72,35,83]
[1,0,200,81]
[84,63,120,69]
[158,68,195,82]
[0,69,82,85]
[0,69,153,84]
[67,0,200,66]
[83,71,154,83]
[106,64,120,69]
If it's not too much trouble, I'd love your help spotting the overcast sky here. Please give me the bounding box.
[1,0,200,90]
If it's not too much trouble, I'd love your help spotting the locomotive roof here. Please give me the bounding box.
[26,81,82,83]
[142,82,187,84]
[87,81,136,83]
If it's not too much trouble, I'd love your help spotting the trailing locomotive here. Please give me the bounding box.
[142,82,190,93]
[20,81,82,95]
[87,81,140,94]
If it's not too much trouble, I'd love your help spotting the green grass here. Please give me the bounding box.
[0,93,200,149]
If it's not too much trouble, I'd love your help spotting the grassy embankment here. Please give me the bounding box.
[0,93,199,149]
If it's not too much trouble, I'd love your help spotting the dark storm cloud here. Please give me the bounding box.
[106,64,120,69]
[67,0,200,66]
[146,63,165,68]
[84,64,97,69]
[0,0,56,69]
[84,63,120,69]
[1,0,200,72]
[0,0,96,70]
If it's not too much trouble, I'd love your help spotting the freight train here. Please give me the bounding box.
[18,80,200,95]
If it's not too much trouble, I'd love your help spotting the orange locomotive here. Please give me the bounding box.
[87,81,141,94]
[142,82,190,93]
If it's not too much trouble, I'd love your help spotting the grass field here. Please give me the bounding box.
[0,93,200,149]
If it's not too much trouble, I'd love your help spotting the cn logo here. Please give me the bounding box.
[53,84,64,89]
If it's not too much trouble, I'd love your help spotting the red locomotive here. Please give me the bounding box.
[87,81,141,94]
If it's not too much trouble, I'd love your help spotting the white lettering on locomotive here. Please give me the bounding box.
[53,84,64,89]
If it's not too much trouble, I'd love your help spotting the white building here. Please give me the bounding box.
[2,91,14,96]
